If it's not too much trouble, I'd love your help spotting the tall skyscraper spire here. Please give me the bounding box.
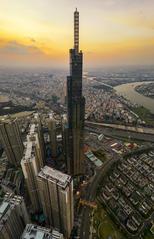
[66,9,85,176]
[74,8,79,52]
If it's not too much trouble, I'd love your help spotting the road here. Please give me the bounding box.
[80,157,119,239]
[85,123,154,142]
[86,121,154,135]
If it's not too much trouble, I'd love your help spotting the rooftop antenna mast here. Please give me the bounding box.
[74,8,79,52]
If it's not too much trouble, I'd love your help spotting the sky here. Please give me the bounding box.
[0,0,154,68]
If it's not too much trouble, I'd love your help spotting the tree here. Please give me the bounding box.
[51,94,59,104]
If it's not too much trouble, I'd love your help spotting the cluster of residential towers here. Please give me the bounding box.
[0,9,85,239]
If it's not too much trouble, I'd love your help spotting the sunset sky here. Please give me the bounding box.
[0,0,154,68]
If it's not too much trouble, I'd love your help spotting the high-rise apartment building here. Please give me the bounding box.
[66,9,85,176]
[37,115,46,166]
[47,113,57,157]
[21,224,64,239]
[0,193,30,239]
[27,122,45,170]
[62,114,69,165]
[37,166,74,238]
[0,118,24,167]
[21,123,45,212]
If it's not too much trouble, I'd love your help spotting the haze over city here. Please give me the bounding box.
[1,0,154,68]
[0,2,154,239]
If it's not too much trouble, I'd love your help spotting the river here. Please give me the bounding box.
[114,81,154,114]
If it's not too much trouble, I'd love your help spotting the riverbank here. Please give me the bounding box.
[132,106,154,127]
[135,83,154,99]
[115,81,154,114]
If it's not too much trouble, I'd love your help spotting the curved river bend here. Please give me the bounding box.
[114,81,154,114]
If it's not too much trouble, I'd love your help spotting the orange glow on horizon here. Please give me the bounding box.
[0,0,154,67]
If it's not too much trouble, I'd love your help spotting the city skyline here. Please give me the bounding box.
[0,6,154,239]
[1,0,154,68]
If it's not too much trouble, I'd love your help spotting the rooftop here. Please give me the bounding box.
[0,117,18,124]
[22,123,39,161]
[38,166,72,189]
[21,224,63,239]
[29,124,36,134]
[24,141,33,160]
[0,193,24,221]
[49,113,54,119]
[0,202,9,219]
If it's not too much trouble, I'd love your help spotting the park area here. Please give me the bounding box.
[93,205,124,239]
[93,204,154,239]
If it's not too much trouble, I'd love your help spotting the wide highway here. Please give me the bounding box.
[85,121,154,142]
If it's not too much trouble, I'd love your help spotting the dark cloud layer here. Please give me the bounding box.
[0,41,42,55]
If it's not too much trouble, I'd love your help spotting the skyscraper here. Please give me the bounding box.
[67,9,85,176]
[21,123,45,212]
[47,113,57,157]
[37,166,74,238]
[0,118,24,167]
[0,193,30,239]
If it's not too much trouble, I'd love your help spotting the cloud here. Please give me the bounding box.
[0,41,43,55]
[0,40,67,67]
[29,38,36,43]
